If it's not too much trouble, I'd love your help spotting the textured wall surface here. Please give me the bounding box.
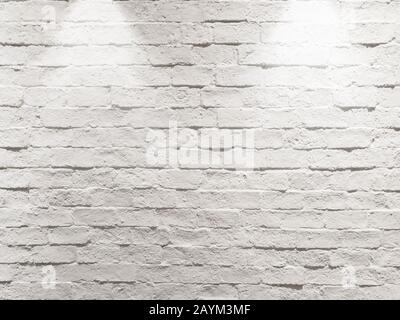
[1,0,400,299]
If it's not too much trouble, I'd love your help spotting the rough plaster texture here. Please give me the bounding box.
[1,0,400,300]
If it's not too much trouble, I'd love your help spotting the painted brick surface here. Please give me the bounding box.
[1,0,400,299]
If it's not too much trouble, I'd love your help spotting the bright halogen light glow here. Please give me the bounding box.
[285,0,340,24]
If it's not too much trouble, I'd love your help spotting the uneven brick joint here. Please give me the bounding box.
[0,0,400,299]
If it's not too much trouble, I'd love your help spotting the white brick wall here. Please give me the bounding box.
[1,0,400,299]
